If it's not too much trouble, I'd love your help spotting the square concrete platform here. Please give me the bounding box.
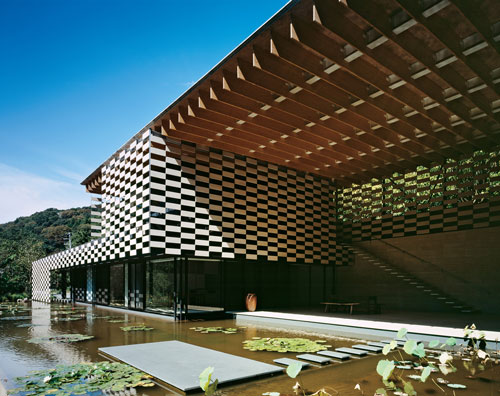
[99,340,283,392]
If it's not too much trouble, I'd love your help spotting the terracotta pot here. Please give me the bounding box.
[246,293,257,312]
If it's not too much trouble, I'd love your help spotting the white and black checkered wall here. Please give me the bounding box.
[32,129,338,302]
[32,130,153,302]
[148,133,337,263]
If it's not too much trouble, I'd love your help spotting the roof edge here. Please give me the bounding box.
[80,0,300,185]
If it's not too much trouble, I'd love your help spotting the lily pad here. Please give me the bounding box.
[0,315,32,321]
[16,323,46,328]
[242,337,329,353]
[8,361,154,396]
[190,326,240,334]
[52,315,84,322]
[120,324,154,332]
[28,333,94,344]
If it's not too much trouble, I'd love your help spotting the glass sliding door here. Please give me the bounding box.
[146,258,175,315]
[128,261,145,310]
[71,267,87,302]
[109,263,125,307]
[95,264,110,305]
[186,258,223,313]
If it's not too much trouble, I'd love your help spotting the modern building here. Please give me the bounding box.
[33,0,500,317]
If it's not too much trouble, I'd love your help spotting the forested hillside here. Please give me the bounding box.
[0,207,91,299]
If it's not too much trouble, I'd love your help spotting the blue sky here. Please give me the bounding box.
[0,0,289,223]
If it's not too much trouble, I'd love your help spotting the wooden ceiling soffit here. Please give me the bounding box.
[219,70,419,179]
[207,80,396,174]
[288,14,495,151]
[448,0,500,56]
[251,42,458,160]
[146,0,500,185]
[269,26,489,153]
[162,114,363,183]
[310,0,500,145]
[344,0,499,122]
[393,0,499,93]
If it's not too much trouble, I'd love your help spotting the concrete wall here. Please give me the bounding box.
[335,251,448,313]
[355,226,500,313]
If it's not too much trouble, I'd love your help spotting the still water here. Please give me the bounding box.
[0,302,498,395]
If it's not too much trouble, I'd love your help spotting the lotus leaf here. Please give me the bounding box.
[242,337,329,353]
[376,360,395,380]
[120,324,154,332]
[8,361,155,396]
[28,334,94,344]
[420,366,432,382]
[16,323,46,328]
[286,361,302,378]
[397,328,408,339]
[428,340,439,348]
[53,315,84,322]
[107,319,128,323]
[190,326,240,334]
[404,381,416,396]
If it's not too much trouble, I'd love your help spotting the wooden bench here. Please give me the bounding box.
[320,302,360,315]
[321,296,382,315]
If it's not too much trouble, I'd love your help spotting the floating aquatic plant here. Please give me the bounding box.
[53,315,85,322]
[190,326,241,334]
[107,319,128,323]
[8,361,155,396]
[28,333,94,344]
[88,315,116,320]
[0,315,31,321]
[242,337,330,353]
[16,323,46,328]
[120,324,154,332]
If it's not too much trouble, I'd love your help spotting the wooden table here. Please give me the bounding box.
[321,302,360,315]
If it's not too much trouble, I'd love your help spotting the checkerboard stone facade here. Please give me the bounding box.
[337,151,500,244]
[32,129,338,302]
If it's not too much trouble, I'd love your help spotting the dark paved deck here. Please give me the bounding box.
[99,340,283,392]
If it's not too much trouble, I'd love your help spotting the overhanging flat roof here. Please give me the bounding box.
[83,0,500,188]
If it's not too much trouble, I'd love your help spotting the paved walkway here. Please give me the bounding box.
[235,310,500,347]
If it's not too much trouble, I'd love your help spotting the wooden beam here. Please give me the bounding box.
[310,0,500,145]
[394,0,499,95]
[211,79,414,180]
[237,56,442,166]
[289,14,496,150]
[344,0,499,122]
[254,38,464,159]
[161,117,358,182]
[272,25,489,153]
[449,0,500,55]
[221,69,416,175]
[179,101,361,175]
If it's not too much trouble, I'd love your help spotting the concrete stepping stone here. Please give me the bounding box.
[367,342,386,348]
[381,339,405,347]
[352,344,382,353]
[317,350,350,361]
[335,347,367,357]
[296,354,331,365]
[273,358,310,368]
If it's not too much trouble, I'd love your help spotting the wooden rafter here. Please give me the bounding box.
[85,0,500,189]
